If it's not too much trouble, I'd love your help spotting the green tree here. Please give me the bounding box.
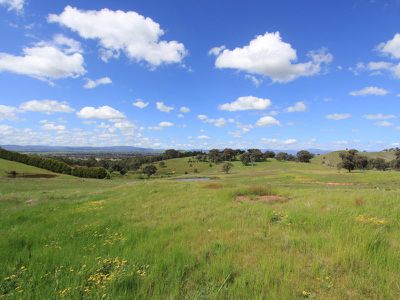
[142,165,157,178]
[240,152,251,166]
[296,150,314,163]
[222,162,233,174]
[338,149,358,172]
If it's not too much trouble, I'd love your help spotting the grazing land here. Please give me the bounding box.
[1,155,400,299]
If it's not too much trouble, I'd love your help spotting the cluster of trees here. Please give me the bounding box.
[0,148,108,179]
[338,149,400,172]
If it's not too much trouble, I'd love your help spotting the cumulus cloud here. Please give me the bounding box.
[211,32,332,83]
[0,104,18,120]
[197,135,210,140]
[351,61,400,78]
[349,86,389,96]
[40,120,66,132]
[261,138,297,146]
[285,101,307,112]
[48,6,187,66]
[76,106,125,119]
[375,121,394,127]
[133,99,149,109]
[244,74,263,87]
[0,0,24,12]
[20,100,74,114]
[0,36,85,82]
[159,121,174,127]
[197,114,233,127]
[219,96,271,111]
[179,106,190,113]
[363,114,395,120]
[156,101,174,112]
[377,33,400,59]
[208,45,226,56]
[326,113,351,120]
[255,116,281,127]
[84,77,112,89]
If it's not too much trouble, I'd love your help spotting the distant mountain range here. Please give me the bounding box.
[1,145,331,155]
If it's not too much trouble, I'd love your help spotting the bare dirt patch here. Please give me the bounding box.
[202,183,223,189]
[235,195,288,204]
[309,181,354,186]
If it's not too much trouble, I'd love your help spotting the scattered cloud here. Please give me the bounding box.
[208,45,225,56]
[211,32,332,83]
[326,113,351,120]
[156,101,174,112]
[261,138,297,146]
[20,100,74,114]
[219,96,271,111]
[256,116,281,127]
[0,36,85,82]
[285,101,306,112]
[244,74,263,87]
[197,114,232,127]
[159,121,174,127]
[0,0,24,13]
[349,86,389,96]
[84,77,112,89]
[40,120,66,132]
[375,121,394,127]
[133,100,149,109]
[0,104,18,120]
[48,6,187,66]
[76,105,125,119]
[363,114,395,120]
[179,106,190,113]
[377,33,400,59]
[197,135,210,140]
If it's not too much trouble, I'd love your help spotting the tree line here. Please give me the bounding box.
[0,147,109,179]
[337,149,400,172]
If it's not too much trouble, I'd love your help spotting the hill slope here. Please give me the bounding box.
[0,158,55,177]
[312,150,395,167]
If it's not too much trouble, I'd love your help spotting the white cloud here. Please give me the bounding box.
[349,86,389,96]
[256,116,281,127]
[76,106,125,119]
[212,32,332,83]
[326,113,352,120]
[40,120,66,132]
[0,36,85,82]
[177,113,184,118]
[363,114,395,120]
[0,0,24,12]
[156,101,174,112]
[20,100,74,114]
[197,114,229,127]
[375,121,394,127]
[159,121,174,127]
[197,135,210,140]
[48,6,187,66]
[179,106,190,113]
[0,104,18,120]
[84,77,112,89]
[377,33,400,59]
[133,99,149,109]
[261,138,297,146]
[208,45,225,56]
[219,96,271,111]
[286,101,306,112]
[244,74,263,87]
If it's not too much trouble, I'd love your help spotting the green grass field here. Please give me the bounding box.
[1,157,400,299]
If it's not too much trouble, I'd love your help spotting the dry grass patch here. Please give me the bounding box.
[202,183,223,189]
[234,185,288,204]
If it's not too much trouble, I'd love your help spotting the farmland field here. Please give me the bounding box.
[1,156,400,299]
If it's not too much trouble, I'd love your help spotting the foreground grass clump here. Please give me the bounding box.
[1,157,400,299]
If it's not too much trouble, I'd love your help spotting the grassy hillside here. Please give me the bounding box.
[1,157,400,299]
[312,150,395,167]
[0,158,55,177]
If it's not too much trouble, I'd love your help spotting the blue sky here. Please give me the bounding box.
[0,0,400,150]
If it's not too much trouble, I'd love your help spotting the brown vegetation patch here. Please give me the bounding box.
[355,198,365,206]
[309,181,354,186]
[235,195,288,204]
[202,183,223,189]
[7,173,57,179]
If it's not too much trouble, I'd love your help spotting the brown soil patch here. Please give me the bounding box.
[309,181,354,186]
[236,195,288,204]
[202,183,223,189]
